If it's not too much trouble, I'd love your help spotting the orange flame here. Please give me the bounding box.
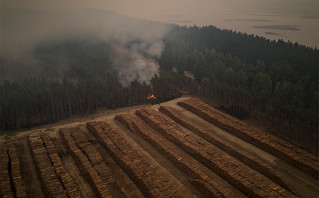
[147,94,156,100]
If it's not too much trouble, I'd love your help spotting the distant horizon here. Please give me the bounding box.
[110,9,318,48]
[96,0,318,48]
[1,0,318,49]
[118,14,318,49]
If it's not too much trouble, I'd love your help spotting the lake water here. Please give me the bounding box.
[1,0,318,53]
[162,11,319,48]
[109,0,319,48]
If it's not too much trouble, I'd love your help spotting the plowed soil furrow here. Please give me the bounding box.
[1,96,318,198]
[28,134,68,197]
[159,104,319,198]
[0,143,14,198]
[70,130,114,185]
[178,99,319,178]
[15,137,46,198]
[52,132,97,198]
[87,121,196,198]
[116,113,247,198]
[6,141,28,198]
[60,128,112,198]
[40,134,81,198]
[183,100,318,163]
[136,107,296,198]
[159,105,291,190]
[61,155,97,198]
[0,141,28,198]
[91,141,144,198]
[69,128,126,197]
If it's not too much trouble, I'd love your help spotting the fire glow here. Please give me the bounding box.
[147,94,156,100]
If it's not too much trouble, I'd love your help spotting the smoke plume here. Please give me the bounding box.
[0,0,170,85]
[112,43,160,86]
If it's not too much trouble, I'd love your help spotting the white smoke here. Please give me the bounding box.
[1,1,170,85]
[116,54,160,87]
[112,39,165,86]
[131,40,165,58]
[111,43,160,87]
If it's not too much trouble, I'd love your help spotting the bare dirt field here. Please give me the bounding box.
[1,96,318,198]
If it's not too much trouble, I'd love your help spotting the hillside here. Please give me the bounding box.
[1,10,318,156]
[1,96,318,198]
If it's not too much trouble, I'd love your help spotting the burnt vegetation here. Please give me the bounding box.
[1,21,318,155]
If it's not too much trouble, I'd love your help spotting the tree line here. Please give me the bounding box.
[1,23,318,154]
[0,39,186,130]
[159,25,318,153]
[0,71,188,130]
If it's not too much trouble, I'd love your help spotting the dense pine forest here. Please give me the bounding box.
[1,23,318,153]
[160,25,318,153]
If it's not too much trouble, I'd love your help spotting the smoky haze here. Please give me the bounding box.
[0,0,170,86]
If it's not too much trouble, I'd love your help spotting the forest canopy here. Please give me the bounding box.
[0,17,318,153]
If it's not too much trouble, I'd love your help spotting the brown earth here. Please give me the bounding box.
[0,96,318,198]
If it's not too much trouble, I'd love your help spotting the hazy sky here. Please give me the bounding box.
[1,0,319,48]
[96,0,319,47]
[1,0,317,86]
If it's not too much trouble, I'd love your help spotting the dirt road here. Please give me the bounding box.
[1,96,318,198]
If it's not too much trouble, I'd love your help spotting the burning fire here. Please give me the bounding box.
[147,94,156,100]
